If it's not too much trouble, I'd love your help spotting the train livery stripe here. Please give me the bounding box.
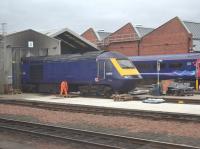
[110,58,140,76]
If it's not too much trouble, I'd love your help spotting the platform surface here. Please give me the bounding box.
[0,93,200,115]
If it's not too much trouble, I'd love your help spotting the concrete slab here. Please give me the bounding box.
[140,94,200,100]
[0,93,200,115]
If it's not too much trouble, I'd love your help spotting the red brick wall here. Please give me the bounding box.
[81,28,98,44]
[139,17,192,56]
[81,17,193,56]
[106,23,138,41]
[104,23,139,56]
[105,41,139,56]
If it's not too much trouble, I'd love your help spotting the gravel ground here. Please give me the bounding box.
[0,104,200,147]
[0,129,76,149]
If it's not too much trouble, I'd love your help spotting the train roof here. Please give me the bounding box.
[22,51,128,63]
[22,51,103,62]
[130,53,200,61]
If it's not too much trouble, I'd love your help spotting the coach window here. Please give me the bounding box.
[153,63,166,69]
[169,63,183,69]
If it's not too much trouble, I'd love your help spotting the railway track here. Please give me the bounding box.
[0,99,200,122]
[0,117,199,149]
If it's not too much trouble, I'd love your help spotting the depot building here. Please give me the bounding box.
[0,28,99,94]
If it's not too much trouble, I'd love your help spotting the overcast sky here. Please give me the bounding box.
[0,0,200,34]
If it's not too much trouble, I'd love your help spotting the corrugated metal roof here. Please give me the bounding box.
[182,21,200,51]
[96,31,111,40]
[42,28,99,48]
[6,29,60,42]
[42,28,61,37]
[41,27,100,52]
[183,21,200,39]
[193,40,200,52]
[135,27,154,37]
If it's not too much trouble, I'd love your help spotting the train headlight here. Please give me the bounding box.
[124,75,142,79]
[138,74,142,79]
[95,77,99,82]
[123,75,132,79]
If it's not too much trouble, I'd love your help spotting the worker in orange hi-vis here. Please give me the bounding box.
[60,80,68,97]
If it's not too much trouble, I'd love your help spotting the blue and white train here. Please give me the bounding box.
[129,53,200,80]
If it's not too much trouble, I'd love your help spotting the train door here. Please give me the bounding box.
[195,59,200,90]
[196,59,200,78]
[97,60,106,80]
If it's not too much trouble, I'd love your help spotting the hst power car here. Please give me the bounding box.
[22,51,141,96]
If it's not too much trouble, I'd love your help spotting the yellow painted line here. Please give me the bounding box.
[110,58,140,76]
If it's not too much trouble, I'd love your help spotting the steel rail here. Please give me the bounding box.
[0,117,199,149]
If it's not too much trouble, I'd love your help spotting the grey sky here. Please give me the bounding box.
[0,0,200,34]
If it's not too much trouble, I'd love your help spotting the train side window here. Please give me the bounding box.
[169,63,182,69]
[137,63,149,69]
[187,62,192,66]
[153,63,166,69]
[161,63,166,69]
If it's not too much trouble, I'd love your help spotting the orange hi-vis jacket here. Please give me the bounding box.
[60,81,68,96]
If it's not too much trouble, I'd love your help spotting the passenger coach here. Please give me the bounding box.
[129,53,200,80]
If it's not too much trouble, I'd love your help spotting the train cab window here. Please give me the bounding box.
[117,59,134,69]
[169,63,183,69]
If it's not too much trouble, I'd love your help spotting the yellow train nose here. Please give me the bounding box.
[110,58,140,76]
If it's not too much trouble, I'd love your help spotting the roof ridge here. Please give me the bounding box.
[141,16,190,38]
[135,26,154,29]
[183,20,200,24]
[97,31,112,34]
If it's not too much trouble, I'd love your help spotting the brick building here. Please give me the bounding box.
[81,17,200,56]
[81,23,153,56]
[139,17,193,55]
[81,28,111,45]
[100,23,140,56]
